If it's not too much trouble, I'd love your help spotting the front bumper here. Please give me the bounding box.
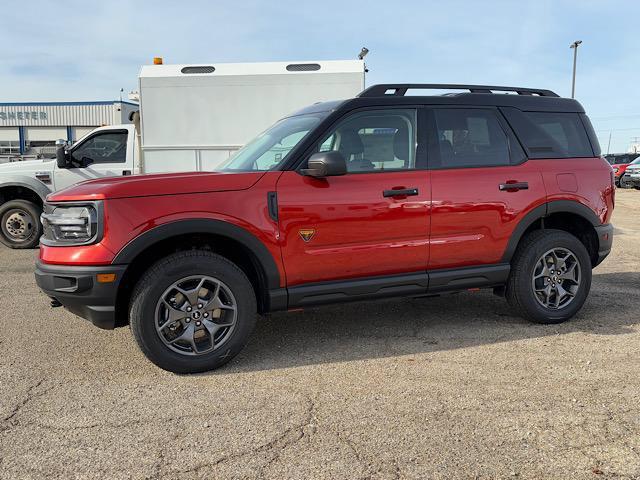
[35,261,126,329]
[594,223,614,267]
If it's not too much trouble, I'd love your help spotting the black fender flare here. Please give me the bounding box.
[112,219,282,291]
[501,200,601,263]
[0,178,51,203]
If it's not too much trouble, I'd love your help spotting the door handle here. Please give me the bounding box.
[499,182,528,192]
[122,170,132,176]
[383,188,419,198]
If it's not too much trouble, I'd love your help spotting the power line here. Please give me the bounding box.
[591,114,640,120]
[594,127,640,132]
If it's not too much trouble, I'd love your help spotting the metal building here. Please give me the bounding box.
[0,101,138,162]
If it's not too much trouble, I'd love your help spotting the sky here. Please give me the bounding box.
[1,0,639,153]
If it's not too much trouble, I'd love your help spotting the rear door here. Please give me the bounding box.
[276,107,431,287]
[427,107,545,271]
[54,127,134,190]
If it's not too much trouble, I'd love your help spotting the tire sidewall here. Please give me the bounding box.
[514,232,592,323]
[130,253,257,373]
[0,200,42,249]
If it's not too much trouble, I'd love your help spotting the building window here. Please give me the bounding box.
[25,140,59,158]
[0,141,20,155]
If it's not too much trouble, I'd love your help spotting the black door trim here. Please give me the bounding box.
[428,263,510,292]
[287,272,430,308]
[284,263,510,310]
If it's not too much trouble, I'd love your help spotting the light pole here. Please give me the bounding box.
[570,40,582,98]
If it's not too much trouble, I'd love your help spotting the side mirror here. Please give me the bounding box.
[301,151,347,178]
[56,146,70,168]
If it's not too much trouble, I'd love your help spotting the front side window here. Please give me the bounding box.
[312,109,417,173]
[217,113,327,172]
[432,108,510,168]
[71,131,127,165]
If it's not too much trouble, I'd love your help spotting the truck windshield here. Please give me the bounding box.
[216,113,327,172]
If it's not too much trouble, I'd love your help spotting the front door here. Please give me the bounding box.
[276,108,430,287]
[54,128,133,190]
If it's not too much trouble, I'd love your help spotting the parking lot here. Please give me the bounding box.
[0,189,637,479]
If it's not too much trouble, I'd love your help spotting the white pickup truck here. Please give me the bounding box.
[0,59,365,248]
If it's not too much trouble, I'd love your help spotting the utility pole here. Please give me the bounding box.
[607,131,612,155]
[570,40,582,99]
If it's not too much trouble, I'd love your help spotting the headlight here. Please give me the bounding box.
[41,202,102,246]
[613,167,619,174]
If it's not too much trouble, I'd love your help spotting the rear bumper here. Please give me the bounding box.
[35,261,126,329]
[594,223,613,267]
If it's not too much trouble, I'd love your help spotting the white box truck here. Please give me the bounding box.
[0,59,365,248]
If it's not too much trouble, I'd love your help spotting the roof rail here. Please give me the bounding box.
[358,84,560,98]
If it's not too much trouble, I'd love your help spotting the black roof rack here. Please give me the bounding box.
[358,84,560,98]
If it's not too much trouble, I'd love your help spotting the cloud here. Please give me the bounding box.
[1,0,638,151]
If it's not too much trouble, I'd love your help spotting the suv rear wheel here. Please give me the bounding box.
[129,251,257,373]
[506,229,592,324]
[0,199,42,249]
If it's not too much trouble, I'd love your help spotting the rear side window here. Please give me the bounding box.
[502,108,595,158]
[432,108,510,168]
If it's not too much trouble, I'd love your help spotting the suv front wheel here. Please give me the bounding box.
[506,229,592,324]
[129,251,257,373]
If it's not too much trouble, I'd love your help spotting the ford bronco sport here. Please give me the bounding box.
[35,84,614,373]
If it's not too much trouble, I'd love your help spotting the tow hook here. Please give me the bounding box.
[50,297,62,308]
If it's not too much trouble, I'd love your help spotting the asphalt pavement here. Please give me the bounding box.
[0,190,638,479]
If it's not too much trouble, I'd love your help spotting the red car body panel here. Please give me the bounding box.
[50,171,265,201]
[429,161,546,269]
[539,157,614,224]
[41,172,288,287]
[612,163,629,180]
[40,158,615,285]
[276,170,431,285]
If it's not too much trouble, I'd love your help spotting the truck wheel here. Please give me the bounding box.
[506,229,592,324]
[129,250,257,373]
[0,199,42,249]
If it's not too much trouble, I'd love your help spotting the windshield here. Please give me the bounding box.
[216,113,328,172]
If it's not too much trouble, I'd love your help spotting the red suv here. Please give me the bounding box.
[35,84,614,373]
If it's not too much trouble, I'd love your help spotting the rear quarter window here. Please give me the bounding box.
[501,108,596,158]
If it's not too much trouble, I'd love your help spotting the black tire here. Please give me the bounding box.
[634,186,640,191]
[0,199,42,249]
[129,251,257,373]
[506,229,592,324]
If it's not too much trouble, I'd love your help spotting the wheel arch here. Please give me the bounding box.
[0,178,50,207]
[502,200,602,266]
[112,219,285,325]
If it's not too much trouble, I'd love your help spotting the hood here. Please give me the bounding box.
[0,158,55,174]
[49,170,267,202]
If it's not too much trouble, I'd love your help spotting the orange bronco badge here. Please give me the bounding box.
[298,229,316,242]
